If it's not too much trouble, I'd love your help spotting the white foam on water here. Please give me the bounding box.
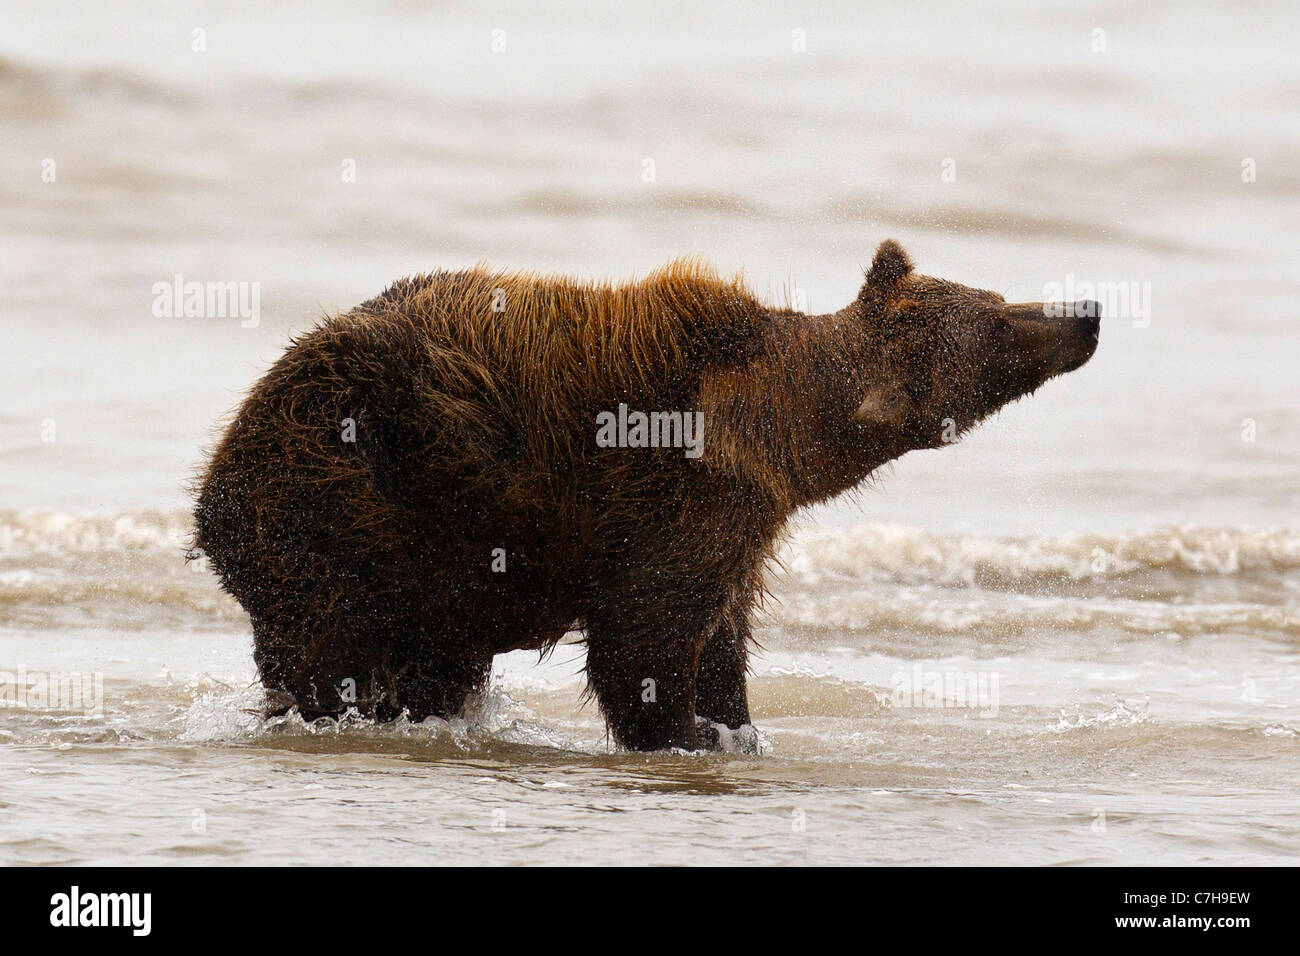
[1053,698,1152,733]
[172,673,604,755]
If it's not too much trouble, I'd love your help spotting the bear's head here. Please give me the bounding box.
[849,239,1099,449]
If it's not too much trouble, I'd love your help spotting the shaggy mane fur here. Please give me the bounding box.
[295,258,777,492]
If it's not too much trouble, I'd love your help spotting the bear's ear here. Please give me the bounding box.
[864,239,914,290]
[852,383,912,427]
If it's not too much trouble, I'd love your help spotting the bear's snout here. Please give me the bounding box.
[1001,300,1100,380]
[1048,299,1101,374]
[1066,300,1102,341]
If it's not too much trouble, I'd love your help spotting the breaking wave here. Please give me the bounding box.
[2,510,1297,640]
[6,509,1298,575]
[778,523,1300,588]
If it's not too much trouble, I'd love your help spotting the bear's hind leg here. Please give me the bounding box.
[250,591,494,725]
[251,609,383,721]
[382,644,494,723]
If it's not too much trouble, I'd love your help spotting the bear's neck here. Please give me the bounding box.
[789,306,914,506]
[698,305,913,516]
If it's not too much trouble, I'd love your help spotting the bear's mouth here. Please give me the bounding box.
[1055,337,1099,375]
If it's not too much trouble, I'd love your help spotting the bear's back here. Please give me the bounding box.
[323,261,768,470]
[353,260,762,391]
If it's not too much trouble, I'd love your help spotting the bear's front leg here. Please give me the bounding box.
[584,622,712,752]
[695,604,752,730]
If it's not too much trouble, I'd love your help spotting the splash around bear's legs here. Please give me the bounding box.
[257,654,494,724]
[379,647,494,723]
[250,595,495,724]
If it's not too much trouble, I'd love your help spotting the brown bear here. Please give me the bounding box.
[192,240,1099,751]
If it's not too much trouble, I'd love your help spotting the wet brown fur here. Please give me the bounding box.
[193,241,1099,750]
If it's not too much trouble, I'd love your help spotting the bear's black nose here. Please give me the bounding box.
[1073,300,1101,339]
